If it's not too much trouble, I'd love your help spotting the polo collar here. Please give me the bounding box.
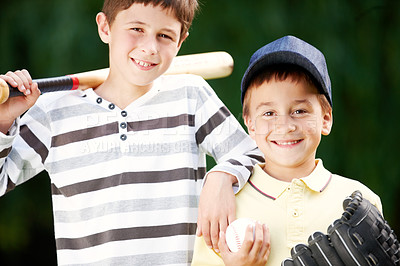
[248,159,332,200]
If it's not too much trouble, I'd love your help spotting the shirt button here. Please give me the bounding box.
[96,97,102,104]
[292,209,300,217]
[120,122,127,129]
[121,111,127,117]
[108,103,115,110]
[120,134,127,141]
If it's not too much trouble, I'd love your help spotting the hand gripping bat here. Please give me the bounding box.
[0,51,234,104]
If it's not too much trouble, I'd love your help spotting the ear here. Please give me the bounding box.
[177,32,189,49]
[96,12,111,44]
[244,114,256,140]
[321,109,333,136]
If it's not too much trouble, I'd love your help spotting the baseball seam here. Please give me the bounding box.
[232,225,242,250]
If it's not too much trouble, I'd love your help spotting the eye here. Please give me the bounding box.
[131,28,143,32]
[292,109,307,116]
[263,111,275,117]
[159,33,169,38]
[158,33,174,41]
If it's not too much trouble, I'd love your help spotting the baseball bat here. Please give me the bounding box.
[0,51,234,104]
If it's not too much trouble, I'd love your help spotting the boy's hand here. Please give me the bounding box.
[0,70,40,133]
[197,171,236,253]
[219,222,271,266]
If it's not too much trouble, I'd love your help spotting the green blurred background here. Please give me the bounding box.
[1,0,399,264]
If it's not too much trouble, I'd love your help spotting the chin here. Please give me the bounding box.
[268,155,306,167]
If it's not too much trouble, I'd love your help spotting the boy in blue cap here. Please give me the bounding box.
[191,35,382,265]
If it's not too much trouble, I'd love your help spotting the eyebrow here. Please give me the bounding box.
[255,99,313,111]
[255,101,274,112]
[294,99,313,105]
[126,20,179,37]
[125,19,146,27]
[294,99,314,109]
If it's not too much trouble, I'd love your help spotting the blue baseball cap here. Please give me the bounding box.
[241,35,332,106]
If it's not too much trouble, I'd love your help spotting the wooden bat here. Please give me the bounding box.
[0,51,234,104]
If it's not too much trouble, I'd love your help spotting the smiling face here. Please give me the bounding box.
[244,77,333,181]
[96,3,187,91]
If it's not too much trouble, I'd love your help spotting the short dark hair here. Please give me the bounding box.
[101,0,199,41]
[242,64,331,118]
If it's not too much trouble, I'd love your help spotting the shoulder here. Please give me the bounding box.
[34,90,84,111]
[330,174,374,192]
[157,74,221,105]
[329,174,382,213]
[159,74,208,88]
[157,74,216,96]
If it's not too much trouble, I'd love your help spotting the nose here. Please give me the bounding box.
[140,35,158,55]
[274,115,297,134]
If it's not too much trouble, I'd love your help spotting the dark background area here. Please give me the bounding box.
[1,0,399,265]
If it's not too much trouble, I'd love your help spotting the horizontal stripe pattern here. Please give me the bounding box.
[56,223,197,250]
[0,147,11,158]
[128,113,195,132]
[6,177,16,193]
[54,195,199,223]
[57,236,194,265]
[0,74,261,265]
[20,125,49,164]
[79,251,193,266]
[52,168,206,197]
[196,106,230,145]
[46,141,200,177]
[51,122,119,148]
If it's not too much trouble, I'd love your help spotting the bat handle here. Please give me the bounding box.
[0,76,78,104]
[33,76,77,93]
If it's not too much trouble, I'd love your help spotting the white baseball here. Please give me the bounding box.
[225,218,255,252]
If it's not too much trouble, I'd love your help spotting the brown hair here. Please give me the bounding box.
[242,64,331,118]
[101,0,199,40]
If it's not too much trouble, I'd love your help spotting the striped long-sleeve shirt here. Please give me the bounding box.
[0,74,263,265]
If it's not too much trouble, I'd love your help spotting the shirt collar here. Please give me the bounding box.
[248,159,332,200]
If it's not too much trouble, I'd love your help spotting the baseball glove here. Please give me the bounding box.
[282,190,400,266]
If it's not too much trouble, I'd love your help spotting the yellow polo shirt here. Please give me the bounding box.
[191,159,382,265]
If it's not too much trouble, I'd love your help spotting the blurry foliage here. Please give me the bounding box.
[1,0,399,264]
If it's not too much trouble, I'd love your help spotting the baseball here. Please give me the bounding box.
[225,218,255,252]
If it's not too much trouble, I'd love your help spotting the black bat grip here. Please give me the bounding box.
[8,76,75,98]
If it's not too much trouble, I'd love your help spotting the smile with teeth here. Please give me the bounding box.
[134,59,155,67]
[273,140,302,146]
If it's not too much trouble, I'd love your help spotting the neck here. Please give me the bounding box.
[263,158,317,182]
[94,77,153,110]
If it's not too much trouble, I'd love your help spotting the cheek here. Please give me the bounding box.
[254,121,272,136]
[254,133,269,152]
[162,43,180,58]
[296,115,323,135]
[157,41,179,59]
[302,118,319,135]
[110,34,134,53]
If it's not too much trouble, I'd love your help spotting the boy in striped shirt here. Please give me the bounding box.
[0,1,262,265]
